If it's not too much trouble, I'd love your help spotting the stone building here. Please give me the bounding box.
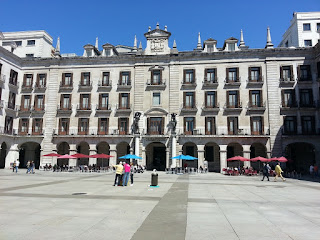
[0,22,319,173]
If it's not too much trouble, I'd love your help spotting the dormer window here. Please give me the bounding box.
[228,43,235,51]
[207,44,214,53]
[86,49,92,57]
[105,49,111,56]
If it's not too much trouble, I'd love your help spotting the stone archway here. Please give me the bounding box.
[96,142,110,167]
[0,142,8,169]
[285,142,315,174]
[57,142,70,166]
[19,142,41,169]
[227,142,243,168]
[182,142,198,169]
[116,142,130,164]
[204,142,220,172]
[250,143,267,171]
[77,142,89,166]
[146,142,166,171]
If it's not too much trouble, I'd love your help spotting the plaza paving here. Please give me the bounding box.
[0,170,320,240]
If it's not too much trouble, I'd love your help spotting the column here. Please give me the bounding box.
[171,135,177,168]
[141,147,146,167]
[166,149,170,169]
[243,145,251,168]
[109,144,117,166]
[219,145,227,173]
[89,144,97,166]
[197,145,205,169]
[69,144,77,167]
[5,144,19,169]
[135,135,140,165]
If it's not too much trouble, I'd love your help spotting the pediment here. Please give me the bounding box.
[148,65,165,71]
[144,29,171,39]
[144,107,169,116]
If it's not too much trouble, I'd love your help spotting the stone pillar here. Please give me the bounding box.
[109,144,117,166]
[178,148,183,168]
[197,145,205,169]
[171,135,177,168]
[5,144,19,169]
[243,145,251,168]
[89,145,97,166]
[219,145,227,173]
[166,149,170,169]
[141,147,146,167]
[69,144,77,167]
[135,135,140,165]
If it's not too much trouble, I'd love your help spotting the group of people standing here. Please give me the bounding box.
[113,162,134,186]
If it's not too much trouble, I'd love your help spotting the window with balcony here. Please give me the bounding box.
[119,118,128,135]
[119,93,130,109]
[60,94,71,110]
[5,116,13,134]
[151,70,162,85]
[62,73,73,86]
[9,70,18,85]
[303,23,311,31]
[283,116,297,135]
[59,118,70,135]
[280,66,293,81]
[21,95,31,110]
[226,68,239,82]
[249,67,261,82]
[228,117,238,135]
[8,92,16,109]
[19,119,29,135]
[78,118,89,135]
[205,91,216,108]
[301,116,315,134]
[102,72,110,86]
[183,69,195,83]
[36,74,46,87]
[298,65,311,81]
[251,117,263,135]
[205,117,216,135]
[147,117,164,135]
[98,118,109,135]
[282,89,296,107]
[299,89,313,107]
[184,117,195,135]
[227,91,239,108]
[81,72,90,86]
[119,72,131,85]
[205,68,216,82]
[32,118,43,135]
[249,90,262,107]
[99,93,109,109]
[184,92,195,108]
[80,94,90,110]
[34,95,45,110]
[153,92,161,106]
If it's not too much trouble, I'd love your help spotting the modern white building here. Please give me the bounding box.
[279,11,320,48]
[0,20,319,174]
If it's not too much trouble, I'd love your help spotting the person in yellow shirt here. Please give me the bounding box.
[274,163,286,182]
[113,162,124,186]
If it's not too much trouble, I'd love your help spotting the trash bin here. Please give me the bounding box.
[151,169,158,186]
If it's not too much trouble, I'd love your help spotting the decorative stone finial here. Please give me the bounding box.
[197,32,202,49]
[138,41,142,50]
[165,25,168,31]
[239,29,245,47]
[133,35,137,50]
[156,22,160,29]
[265,27,274,49]
[95,37,99,49]
[54,37,61,57]
[148,26,151,32]
[171,40,178,54]
[173,40,177,48]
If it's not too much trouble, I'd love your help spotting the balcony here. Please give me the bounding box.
[95,104,112,114]
[202,78,218,89]
[180,103,197,113]
[115,104,132,113]
[8,80,19,92]
[21,85,33,93]
[0,127,18,136]
[299,101,317,109]
[76,104,92,115]
[0,74,5,85]
[146,79,166,90]
[201,103,220,113]
[279,78,295,86]
[97,80,112,91]
[297,76,313,84]
[117,80,132,90]
[223,102,242,113]
[224,77,241,87]
[17,106,31,116]
[246,101,266,112]
[59,82,73,92]
[280,102,298,112]
[246,76,264,87]
[34,83,46,93]
[32,129,45,136]
[78,82,92,92]
[181,80,197,89]
[57,105,73,115]
[181,129,204,136]
[31,105,45,115]
[0,100,4,109]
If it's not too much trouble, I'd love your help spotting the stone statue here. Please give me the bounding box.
[170,113,177,134]
[132,112,141,134]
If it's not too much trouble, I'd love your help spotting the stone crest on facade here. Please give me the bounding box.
[150,39,164,52]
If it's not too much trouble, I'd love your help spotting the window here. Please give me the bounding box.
[205,117,215,135]
[298,65,311,81]
[99,94,109,109]
[80,94,90,109]
[119,93,129,109]
[228,43,235,51]
[226,68,239,82]
[21,95,31,110]
[15,41,22,46]
[120,72,130,85]
[184,69,195,83]
[78,118,89,135]
[153,92,161,106]
[228,117,238,135]
[205,91,216,108]
[86,49,92,57]
[184,117,195,135]
[205,69,216,82]
[303,23,311,31]
[36,74,46,87]
[27,40,35,46]
[283,116,297,134]
[8,92,16,109]
[59,118,70,135]
[119,118,128,135]
[301,116,315,134]
[227,91,239,108]
[184,92,195,108]
[4,116,13,134]
[299,89,313,107]
[102,72,110,86]
[81,72,90,86]
[23,74,33,87]
[32,119,43,135]
[34,95,45,110]
[151,70,161,85]
[280,66,293,81]
[105,49,111,56]
[249,67,261,81]
[207,44,214,53]
[19,119,29,135]
[9,70,18,85]
[317,23,320,32]
[26,54,34,58]
[148,117,164,135]
[304,40,312,47]
[98,118,109,135]
[60,94,71,109]
[62,73,73,86]
[282,89,296,107]
[251,117,263,135]
[249,90,262,107]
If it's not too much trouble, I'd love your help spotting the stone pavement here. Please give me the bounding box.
[1,170,320,240]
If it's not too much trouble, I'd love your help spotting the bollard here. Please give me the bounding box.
[151,169,158,186]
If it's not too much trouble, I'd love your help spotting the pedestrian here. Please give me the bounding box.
[309,164,314,178]
[15,159,20,173]
[261,163,270,181]
[122,162,131,186]
[130,162,134,186]
[30,161,35,174]
[113,162,123,186]
[314,165,318,177]
[26,161,31,174]
[274,163,286,182]
[12,161,16,173]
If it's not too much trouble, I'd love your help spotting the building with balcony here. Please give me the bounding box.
[0,20,319,173]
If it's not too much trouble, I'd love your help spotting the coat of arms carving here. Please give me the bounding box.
[150,39,164,52]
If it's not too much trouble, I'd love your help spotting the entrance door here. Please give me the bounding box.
[153,147,166,171]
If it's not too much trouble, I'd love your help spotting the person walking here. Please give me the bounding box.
[12,161,16,173]
[274,163,286,182]
[26,161,31,174]
[261,163,270,181]
[15,159,20,173]
[113,162,123,186]
[122,162,131,187]
[310,164,314,178]
[30,161,35,174]
[130,162,134,186]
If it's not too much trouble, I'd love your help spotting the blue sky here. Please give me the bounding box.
[0,0,319,55]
